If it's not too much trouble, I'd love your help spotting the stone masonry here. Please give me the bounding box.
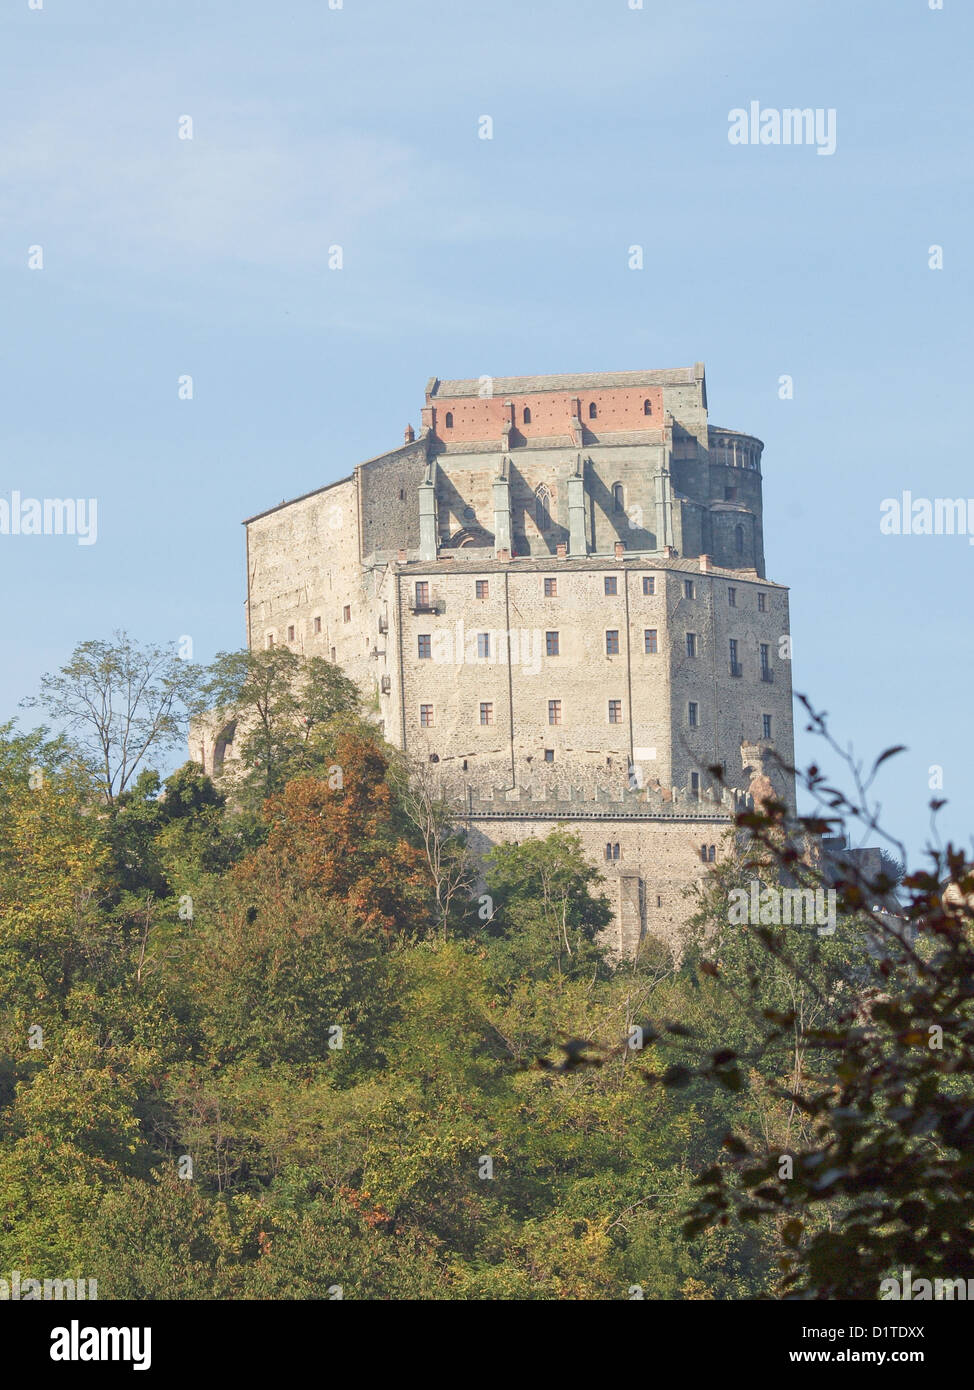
[195,365,795,956]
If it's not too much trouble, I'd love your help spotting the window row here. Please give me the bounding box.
[412,576,767,606]
[440,400,655,431]
[416,700,628,728]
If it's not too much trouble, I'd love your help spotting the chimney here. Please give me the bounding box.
[698,553,711,572]
[614,541,625,559]
[397,549,407,563]
[404,424,415,443]
[497,548,510,562]
[556,542,567,558]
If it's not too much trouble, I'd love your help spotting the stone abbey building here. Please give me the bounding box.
[201,365,795,955]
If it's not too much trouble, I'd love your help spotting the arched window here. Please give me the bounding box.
[735,524,744,556]
[643,399,652,415]
[523,406,531,425]
[444,411,454,429]
[535,484,552,532]
[708,845,716,862]
[612,482,625,513]
[588,402,598,419]
[701,844,708,863]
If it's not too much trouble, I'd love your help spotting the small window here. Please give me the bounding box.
[688,702,698,728]
[758,592,767,612]
[420,704,434,728]
[686,633,697,658]
[605,843,613,861]
[657,895,662,908]
[477,633,490,659]
[287,625,295,642]
[724,486,737,501]
[330,646,336,662]
[476,579,489,599]
[343,605,351,623]
[480,702,493,726]
[415,581,429,607]
[684,580,695,600]
[728,587,736,608]
[546,631,560,656]
[399,489,405,500]
[643,576,655,595]
[418,634,432,659]
[266,633,275,648]
[612,483,625,512]
[548,699,562,726]
[462,759,468,771]
[643,399,652,416]
[444,412,454,428]
[708,845,716,862]
[604,576,618,595]
[523,406,531,424]
[589,402,597,419]
[608,700,623,724]
[644,629,658,654]
[690,772,700,799]
[605,630,620,655]
[544,577,558,597]
[314,616,322,634]
[760,642,770,672]
[701,844,709,863]
[763,714,772,740]
[544,748,554,763]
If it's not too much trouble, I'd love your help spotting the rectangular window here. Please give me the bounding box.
[476,580,489,599]
[690,772,700,800]
[684,580,695,599]
[546,631,560,656]
[728,587,736,608]
[688,701,698,728]
[420,704,434,728]
[763,714,772,739]
[605,629,620,655]
[544,577,558,597]
[644,628,658,654]
[343,605,351,623]
[477,632,490,659]
[724,486,737,501]
[418,634,432,659]
[415,581,429,607]
[314,616,322,634]
[686,633,696,658]
[480,702,493,726]
[758,592,767,612]
[604,576,618,595]
[330,646,336,662]
[548,699,562,726]
[287,625,295,642]
[544,748,554,763]
[760,642,770,672]
[643,575,655,595]
[730,638,741,676]
[608,700,623,724]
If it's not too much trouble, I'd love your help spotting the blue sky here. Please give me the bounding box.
[1,0,969,865]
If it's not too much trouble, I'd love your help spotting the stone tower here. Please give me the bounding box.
[201,366,795,956]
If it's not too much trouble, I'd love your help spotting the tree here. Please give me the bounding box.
[201,648,360,811]
[481,829,613,984]
[24,632,202,804]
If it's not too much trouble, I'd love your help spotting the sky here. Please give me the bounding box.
[0,0,969,867]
